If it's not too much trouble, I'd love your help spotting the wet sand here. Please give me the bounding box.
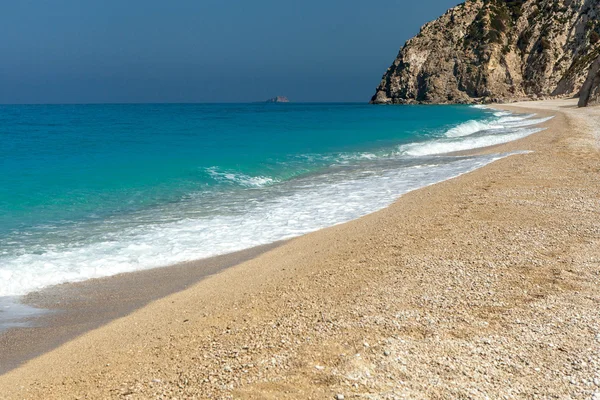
[1,98,599,399]
[0,242,283,376]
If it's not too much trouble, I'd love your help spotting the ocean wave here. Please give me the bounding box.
[501,115,553,127]
[407,112,553,156]
[496,114,533,123]
[399,127,543,156]
[292,113,552,164]
[0,153,514,297]
[205,167,279,187]
[0,107,554,297]
[444,120,503,138]
[443,114,549,138]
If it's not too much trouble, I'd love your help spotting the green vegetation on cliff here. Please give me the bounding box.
[372,0,600,104]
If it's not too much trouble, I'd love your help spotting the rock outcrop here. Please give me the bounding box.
[371,0,600,104]
[265,96,290,103]
[578,55,600,106]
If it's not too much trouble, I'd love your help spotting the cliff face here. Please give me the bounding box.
[371,0,600,104]
[578,55,600,106]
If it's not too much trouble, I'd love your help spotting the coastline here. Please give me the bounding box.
[0,105,541,370]
[1,98,599,398]
[0,241,284,376]
[0,105,539,374]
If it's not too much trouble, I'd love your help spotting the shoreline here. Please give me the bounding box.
[1,98,599,398]
[0,103,541,301]
[0,241,284,375]
[0,106,546,375]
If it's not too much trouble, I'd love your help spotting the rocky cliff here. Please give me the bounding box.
[578,55,600,106]
[371,0,600,104]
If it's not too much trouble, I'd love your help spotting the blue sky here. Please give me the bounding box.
[0,0,461,103]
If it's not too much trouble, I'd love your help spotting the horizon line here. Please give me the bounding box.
[0,101,372,106]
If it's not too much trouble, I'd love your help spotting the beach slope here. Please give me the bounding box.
[1,99,599,399]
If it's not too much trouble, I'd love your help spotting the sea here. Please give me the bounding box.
[0,103,551,298]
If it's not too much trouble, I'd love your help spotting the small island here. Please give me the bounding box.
[265,96,289,103]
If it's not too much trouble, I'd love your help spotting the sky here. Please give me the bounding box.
[0,0,461,104]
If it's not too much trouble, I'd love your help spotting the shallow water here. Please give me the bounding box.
[0,296,49,332]
[0,103,546,296]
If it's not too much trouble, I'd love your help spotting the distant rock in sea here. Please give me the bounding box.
[371,0,600,105]
[265,96,290,103]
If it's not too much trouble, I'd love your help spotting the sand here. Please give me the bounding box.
[0,242,283,376]
[0,98,599,399]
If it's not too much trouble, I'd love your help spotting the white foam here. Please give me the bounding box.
[445,120,503,138]
[399,128,543,156]
[0,110,553,297]
[501,116,553,127]
[444,114,550,138]
[0,153,515,297]
[205,167,278,187]
[405,113,553,156]
[335,152,379,163]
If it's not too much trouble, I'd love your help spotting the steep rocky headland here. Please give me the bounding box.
[371,0,600,105]
[578,55,600,106]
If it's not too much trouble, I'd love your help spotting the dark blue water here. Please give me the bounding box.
[0,103,547,296]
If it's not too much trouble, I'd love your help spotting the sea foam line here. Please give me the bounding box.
[0,109,551,297]
[399,112,552,156]
[0,152,521,297]
[205,167,279,187]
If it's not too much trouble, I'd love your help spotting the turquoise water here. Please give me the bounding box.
[0,103,548,296]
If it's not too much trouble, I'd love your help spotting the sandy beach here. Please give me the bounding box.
[0,242,284,376]
[1,98,599,399]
